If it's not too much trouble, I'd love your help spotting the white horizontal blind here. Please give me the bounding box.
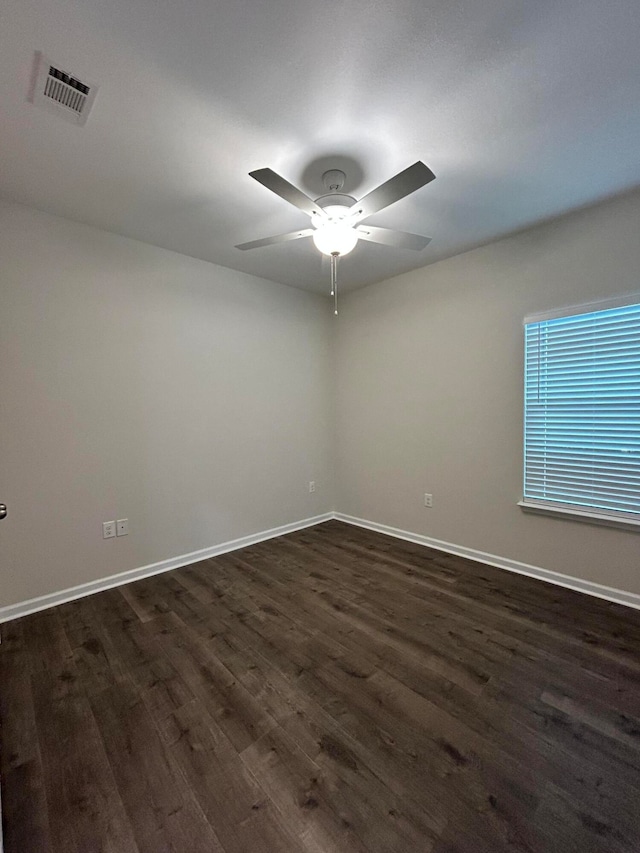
[524,302,640,519]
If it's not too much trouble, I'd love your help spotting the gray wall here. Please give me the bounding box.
[3,188,640,611]
[1,201,334,607]
[335,189,640,595]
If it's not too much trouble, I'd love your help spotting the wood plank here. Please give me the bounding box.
[157,700,303,853]
[24,609,140,852]
[89,680,225,853]
[241,726,371,853]
[0,621,54,853]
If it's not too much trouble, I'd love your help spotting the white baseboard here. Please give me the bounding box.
[335,512,640,612]
[3,509,639,624]
[0,513,334,624]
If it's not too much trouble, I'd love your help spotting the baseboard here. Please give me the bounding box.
[335,512,640,612]
[0,512,334,624]
[4,509,639,624]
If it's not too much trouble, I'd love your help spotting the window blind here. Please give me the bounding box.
[524,301,640,520]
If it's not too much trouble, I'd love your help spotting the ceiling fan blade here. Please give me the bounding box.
[349,161,435,223]
[355,225,431,251]
[249,168,326,218]
[235,228,314,251]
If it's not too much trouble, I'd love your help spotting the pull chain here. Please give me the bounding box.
[331,252,339,315]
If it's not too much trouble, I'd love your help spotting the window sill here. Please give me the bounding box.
[518,500,640,531]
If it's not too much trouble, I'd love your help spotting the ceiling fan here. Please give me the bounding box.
[236,161,436,313]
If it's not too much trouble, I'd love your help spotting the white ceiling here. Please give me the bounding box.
[1,0,639,294]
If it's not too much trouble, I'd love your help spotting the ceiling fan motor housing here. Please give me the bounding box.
[314,193,356,214]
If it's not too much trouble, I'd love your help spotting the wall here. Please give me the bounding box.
[3,188,639,612]
[335,189,640,595]
[0,201,333,608]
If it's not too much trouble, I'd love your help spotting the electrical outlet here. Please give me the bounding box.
[103,520,116,539]
[116,518,129,536]
[424,493,433,508]
[309,481,316,493]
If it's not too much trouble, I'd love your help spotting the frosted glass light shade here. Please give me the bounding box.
[312,224,358,256]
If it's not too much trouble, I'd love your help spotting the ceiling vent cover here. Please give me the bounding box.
[30,52,98,126]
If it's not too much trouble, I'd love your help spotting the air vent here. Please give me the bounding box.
[30,52,98,126]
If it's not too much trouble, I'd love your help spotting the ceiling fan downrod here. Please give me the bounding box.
[331,252,339,315]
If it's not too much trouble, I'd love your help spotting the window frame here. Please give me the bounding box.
[520,294,640,531]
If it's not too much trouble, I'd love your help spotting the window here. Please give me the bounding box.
[522,299,640,525]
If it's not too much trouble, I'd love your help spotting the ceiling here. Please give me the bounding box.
[1,0,639,294]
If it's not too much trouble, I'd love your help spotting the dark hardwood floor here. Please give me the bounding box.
[3,520,640,852]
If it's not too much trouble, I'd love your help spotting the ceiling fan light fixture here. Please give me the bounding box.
[312,223,358,256]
